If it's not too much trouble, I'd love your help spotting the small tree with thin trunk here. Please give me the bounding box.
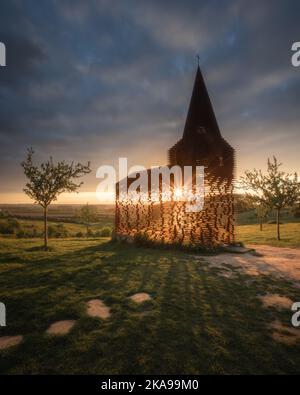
[240,157,300,240]
[255,203,270,231]
[21,148,91,249]
[78,203,99,236]
[243,196,270,231]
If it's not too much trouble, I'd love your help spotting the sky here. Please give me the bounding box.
[0,0,299,204]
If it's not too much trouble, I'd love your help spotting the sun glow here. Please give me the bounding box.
[0,191,115,205]
[174,187,183,199]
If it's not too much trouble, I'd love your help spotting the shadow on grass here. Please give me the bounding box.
[0,238,300,374]
[25,246,54,252]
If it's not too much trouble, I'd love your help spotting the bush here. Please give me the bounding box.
[234,194,254,213]
[292,205,300,218]
[0,223,14,235]
[0,209,10,218]
[0,218,20,235]
[16,229,25,238]
[56,224,69,238]
[48,224,69,238]
[93,231,101,237]
[8,218,21,229]
[100,227,112,237]
[134,232,153,247]
[16,228,41,238]
[86,228,94,237]
[48,225,56,238]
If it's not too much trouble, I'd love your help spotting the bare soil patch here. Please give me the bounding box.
[259,294,293,310]
[197,245,300,283]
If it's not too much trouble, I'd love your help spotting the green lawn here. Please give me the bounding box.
[237,223,300,248]
[0,217,113,239]
[0,237,299,374]
[236,208,299,225]
[16,218,114,233]
[14,218,90,234]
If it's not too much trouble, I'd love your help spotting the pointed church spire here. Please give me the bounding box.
[182,65,221,140]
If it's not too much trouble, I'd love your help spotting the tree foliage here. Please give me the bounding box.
[255,203,270,231]
[240,156,300,240]
[21,148,91,208]
[78,203,99,235]
[21,148,91,248]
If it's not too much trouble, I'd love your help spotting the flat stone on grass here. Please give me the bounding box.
[223,246,254,254]
[259,294,293,310]
[46,320,76,336]
[270,320,300,345]
[129,293,152,304]
[86,299,111,319]
[0,335,23,351]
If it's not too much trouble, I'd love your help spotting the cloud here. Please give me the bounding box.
[0,0,299,197]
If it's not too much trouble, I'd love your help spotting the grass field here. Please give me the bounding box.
[7,218,111,234]
[1,204,300,247]
[0,204,115,222]
[237,223,300,248]
[0,237,299,374]
[1,218,300,248]
[236,208,299,225]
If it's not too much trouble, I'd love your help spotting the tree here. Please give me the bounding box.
[240,157,300,240]
[78,203,99,235]
[255,203,270,231]
[21,148,91,249]
[291,198,300,218]
[234,194,254,213]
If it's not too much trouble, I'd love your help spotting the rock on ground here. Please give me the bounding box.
[86,299,111,319]
[46,320,76,335]
[129,293,152,303]
[0,335,23,351]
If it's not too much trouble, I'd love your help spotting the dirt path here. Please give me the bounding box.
[199,245,300,284]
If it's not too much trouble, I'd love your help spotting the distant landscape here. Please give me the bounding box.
[1,203,300,248]
[0,204,115,222]
[0,204,114,240]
